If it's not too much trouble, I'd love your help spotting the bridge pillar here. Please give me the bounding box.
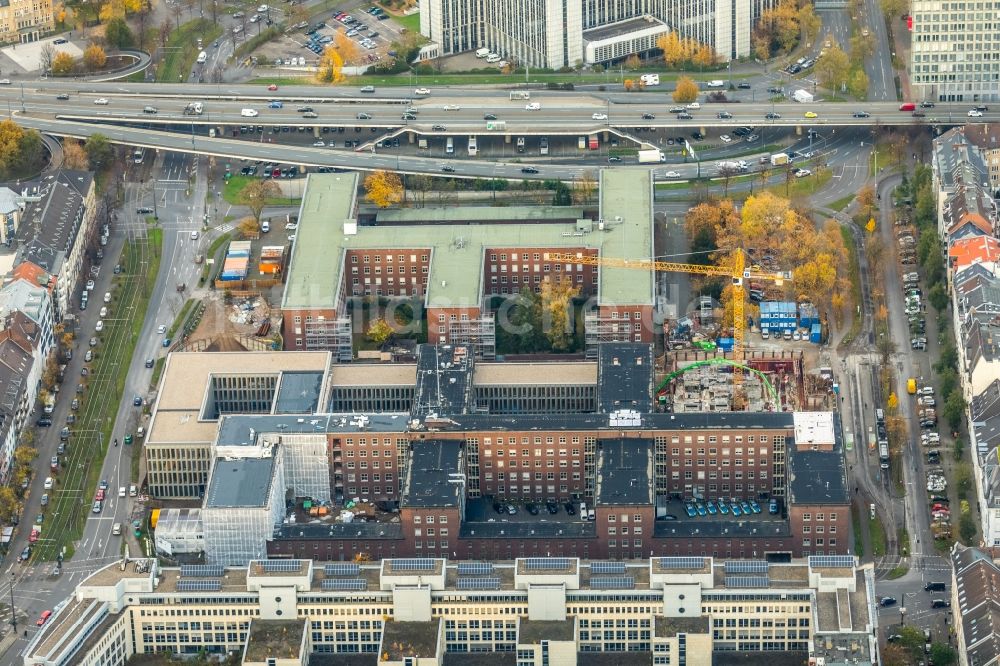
[504,134,511,144]
[795,125,802,136]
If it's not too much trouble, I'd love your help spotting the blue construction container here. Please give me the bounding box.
[759,301,797,331]
[717,337,735,351]
[810,323,822,344]
[799,303,819,328]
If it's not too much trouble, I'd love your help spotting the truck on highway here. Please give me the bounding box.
[638,149,666,164]
[706,80,725,88]
[770,152,790,166]
[485,121,506,130]
[791,89,814,103]
[183,102,204,115]
[717,160,749,172]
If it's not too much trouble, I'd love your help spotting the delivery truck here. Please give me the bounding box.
[638,149,667,164]
[717,160,749,172]
[792,89,814,103]
[770,153,790,166]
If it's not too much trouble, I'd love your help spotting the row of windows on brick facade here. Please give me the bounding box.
[352,254,429,263]
[352,266,428,275]
[343,473,393,482]
[485,472,580,481]
[670,471,767,480]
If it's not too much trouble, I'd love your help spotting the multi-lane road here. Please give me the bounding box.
[0,81,990,181]
[3,82,993,130]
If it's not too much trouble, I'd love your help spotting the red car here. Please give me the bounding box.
[28,528,39,543]
[95,489,105,502]
[267,84,278,91]
[36,610,52,626]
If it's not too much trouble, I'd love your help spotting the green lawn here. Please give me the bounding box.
[766,167,834,198]
[828,193,856,212]
[868,514,887,557]
[396,12,420,33]
[839,225,862,348]
[157,19,223,83]
[222,175,299,206]
[251,69,743,88]
[36,229,162,561]
[167,298,196,339]
[851,503,865,557]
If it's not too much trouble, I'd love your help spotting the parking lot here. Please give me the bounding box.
[254,6,397,70]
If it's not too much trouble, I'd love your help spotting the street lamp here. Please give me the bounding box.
[8,572,16,635]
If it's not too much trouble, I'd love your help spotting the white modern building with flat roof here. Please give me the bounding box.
[909,0,1000,103]
[23,555,878,666]
[419,0,777,68]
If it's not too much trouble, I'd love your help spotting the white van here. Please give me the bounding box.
[640,73,660,86]
[525,102,541,111]
[486,54,501,63]
[475,47,490,58]
[241,108,259,117]
[44,477,53,490]
[196,51,208,64]
[261,220,270,233]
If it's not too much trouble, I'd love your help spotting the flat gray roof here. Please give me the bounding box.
[275,371,324,413]
[285,170,654,311]
[282,172,359,309]
[205,456,276,508]
[583,14,669,43]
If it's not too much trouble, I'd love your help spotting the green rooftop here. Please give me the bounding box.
[283,170,655,310]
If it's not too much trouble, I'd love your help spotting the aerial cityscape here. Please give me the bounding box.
[0,0,995,664]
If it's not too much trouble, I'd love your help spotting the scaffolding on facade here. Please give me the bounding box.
[450,315,496,360]
[303,316,353,362]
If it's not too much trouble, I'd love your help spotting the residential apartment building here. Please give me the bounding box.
[0,277,54,361]
[282,170,655,359]
[951,544,1000,666]
[419,0,777,68]
[0,311,40,481]
[963,123,1000,198]
[14,170,97,319]
[22,555,877,666]
[909,0,1000,103]
[934,128,1000,548]
[0,0,53,44]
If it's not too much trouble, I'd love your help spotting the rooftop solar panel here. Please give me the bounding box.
[658,557,706,570]
[180,564,224,578]
[724,560,769,574]
[391,558,436,571]
[724,575,770,588]
[176,579,223,592]
[590,576,635,589]
[456,577,501,590]
[457,562,494,576]
[324,563,360,577]
[592,561,627,574]
[321,578,368,591]
[259,560,303,573]
[523,557,570,571]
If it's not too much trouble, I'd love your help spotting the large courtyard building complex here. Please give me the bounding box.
[22,555,877,665]
[909,0,1000,103]
[419,0,777,68]
[143,348,850,568]
[0,0,53,44]
[281,170,655,360]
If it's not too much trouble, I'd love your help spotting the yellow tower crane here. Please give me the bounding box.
[545,249,791,382]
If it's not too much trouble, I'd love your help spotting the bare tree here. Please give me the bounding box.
[171,3,182,30]
[159,19,172,47]
[39,44,54,73]
[718,164,739,197]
